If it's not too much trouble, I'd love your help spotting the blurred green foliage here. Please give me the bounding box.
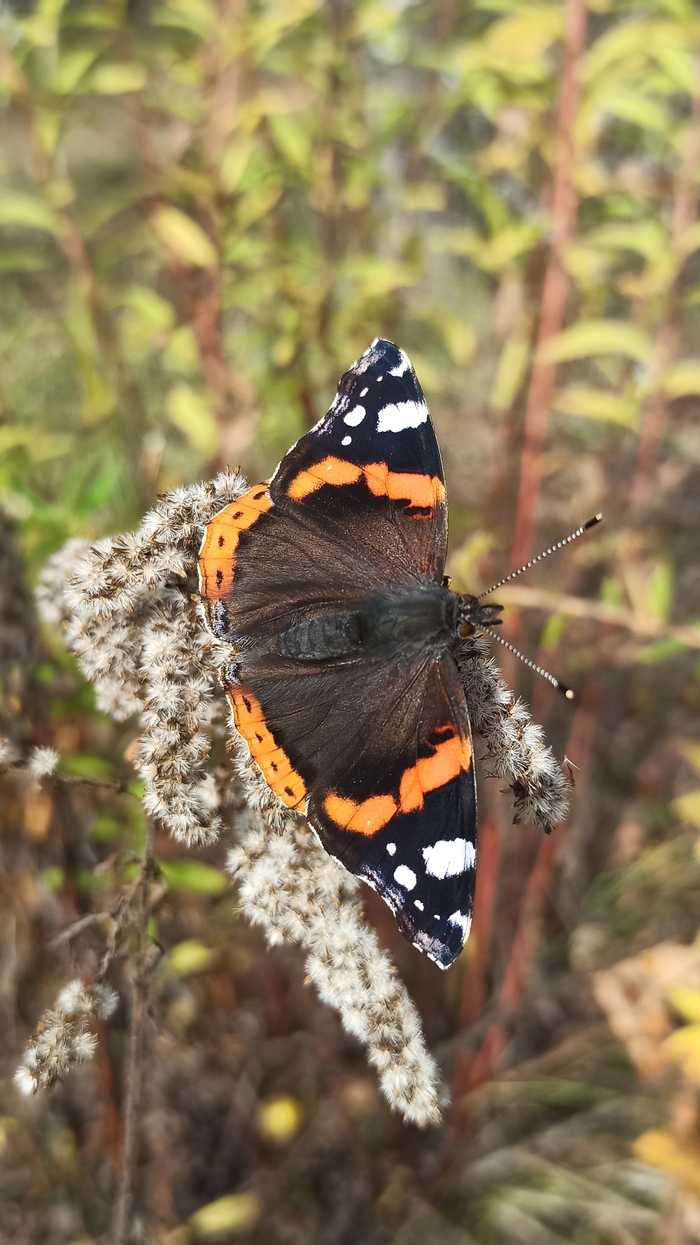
[1,0,698,581]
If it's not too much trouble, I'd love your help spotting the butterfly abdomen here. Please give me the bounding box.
[278,585,459,662]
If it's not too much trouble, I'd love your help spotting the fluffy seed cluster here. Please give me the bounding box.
[228,816,442,1126]
[34,475,568,1123]
[458,636,569,830]
[14,980,118,1095]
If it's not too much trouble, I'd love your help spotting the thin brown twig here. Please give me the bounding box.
[112,820,156,1245]
[49,912,113,949]
[497,584,700,651]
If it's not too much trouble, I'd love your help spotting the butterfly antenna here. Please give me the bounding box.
[479,514,603,599]
[480,624,575,700]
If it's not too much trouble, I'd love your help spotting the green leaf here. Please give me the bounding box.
[553,386,639,428]
[0,245,51,272]
[62,754,115,778]
[54,46,99,94]
[167,939,216,976]
[160,860,228,895]
[0,193,60,235]
[166,383,219,457]
[646,560,673,622]
[637,638,687,664]
[540,320,652,364]
[85,63,147,94]
[151,207,217,268]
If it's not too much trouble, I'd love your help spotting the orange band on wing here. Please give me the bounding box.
[323,730,472,836]
[287,457,445,512]
[229,687,307,811]
[198,485,273,600]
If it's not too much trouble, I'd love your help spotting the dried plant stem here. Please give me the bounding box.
[112,821,156,1245]
[509,0,587,572]
[497,584,700,651]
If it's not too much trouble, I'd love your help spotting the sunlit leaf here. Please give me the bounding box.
[672,791,700,829]
[257,1095,303,1144]
[54,46,100,94]
[166,383,219,457]
[661,360,700,398]
[151,206,217,268]
[634,1129,700,1196]
[669,988,700,1025]
[553,386,639,428]
[190,1192,261,1238]
[0,193,60,235]
[540,320,652,364]
[167,940,216,976]
[84,63,147,94]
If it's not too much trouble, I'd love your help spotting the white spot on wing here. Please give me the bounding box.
[423,838,475,879]
[386,843,396,856]
[389,350,411,377]
[344,404,366,426]
[448,910,472,940]
[414,899,424,911]
[376,399,428,433]
[360,387,368,397]
[394,865,417,891]
[341,435,352,446]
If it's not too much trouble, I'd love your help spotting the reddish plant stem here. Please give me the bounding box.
[461,677,601,1095]
[629,60,700,510]
[509,0,588,573]
[451,808,502,1102]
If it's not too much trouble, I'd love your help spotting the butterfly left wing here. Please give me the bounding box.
[228,644,476,969]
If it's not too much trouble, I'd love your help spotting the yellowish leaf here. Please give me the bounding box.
[634,1130,700,1196]
[152,207,217,268]
[540,320,652,364]
[401,183,447,213]
[490,330,530,414]
[672,791,700,830]
[85,63,147,94]
[677,741,700,779]
[190,1192,261,1237]
[669,989,700,1026]
[257,1095,302,1144]
[553,385,639,428]
[166,384,219,458]
[167,940,215,977]
[661,360,700,398]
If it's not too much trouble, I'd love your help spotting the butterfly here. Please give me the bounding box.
[198,339,502,968]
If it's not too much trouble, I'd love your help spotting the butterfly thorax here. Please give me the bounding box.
[278,583,460,662]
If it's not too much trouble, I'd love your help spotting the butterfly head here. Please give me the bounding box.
[456,594,504,639]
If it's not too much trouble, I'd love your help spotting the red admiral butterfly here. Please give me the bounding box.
[199,339,503,968]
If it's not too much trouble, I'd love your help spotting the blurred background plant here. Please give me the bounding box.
[1,0,700,1240]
